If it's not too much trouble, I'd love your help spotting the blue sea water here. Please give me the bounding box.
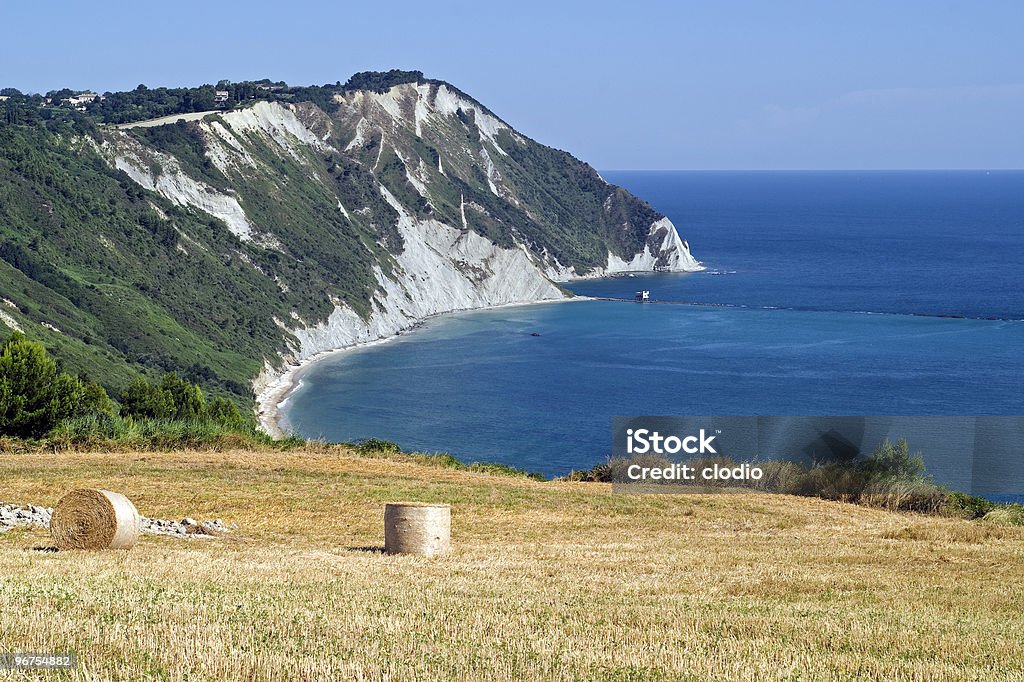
[282,171,1024,489]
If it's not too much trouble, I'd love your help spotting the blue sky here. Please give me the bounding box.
[2,0,1021,169]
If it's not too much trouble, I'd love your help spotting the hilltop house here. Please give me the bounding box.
[66,92,101,107]
[214,90,230,103]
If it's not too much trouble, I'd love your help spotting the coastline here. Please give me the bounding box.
[255,295,590,439]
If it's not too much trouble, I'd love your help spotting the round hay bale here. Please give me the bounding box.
[384,502,450,556]
[50,489,140,550]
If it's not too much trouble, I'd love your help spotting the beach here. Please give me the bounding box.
[255,296,588,438]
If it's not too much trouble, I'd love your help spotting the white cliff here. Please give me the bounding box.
[112,137,258,242]
[606,217,702,273]
[98,96,701,435]
[252,185,566,433]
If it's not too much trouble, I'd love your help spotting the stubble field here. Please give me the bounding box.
[2,446,1023,680]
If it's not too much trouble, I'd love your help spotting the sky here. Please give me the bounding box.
[2,0,1022,170]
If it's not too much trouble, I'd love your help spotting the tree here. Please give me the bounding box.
[119,376,172,419]
[81,380,115,417]
[208,396,244,428]
[49,373,85,423]
[0,333,86,437]
[120,374,216,422]
[159,372,206,420]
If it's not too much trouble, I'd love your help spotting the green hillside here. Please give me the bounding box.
[0,73,686,412]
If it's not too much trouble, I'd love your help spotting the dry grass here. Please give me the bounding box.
[2,446,1024,681]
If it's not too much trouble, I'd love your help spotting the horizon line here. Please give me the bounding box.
[599,168,1024,173]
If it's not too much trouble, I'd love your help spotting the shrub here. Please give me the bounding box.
[419,453,462,468]
[981,506,1024,527]
[0,334,259,444]
[355,438,403,454]
[753,461,809,495]
[562,463,612,483]
[863,438,926,481]
[803,463,870,501]
[942,492,995,520]
[686,455,740,489]
[860,478,947,513]
[465,462,546,481]
[120,373,232,424]
[420,452,545,480]
[608,453,672,484]
[81,380,115,417]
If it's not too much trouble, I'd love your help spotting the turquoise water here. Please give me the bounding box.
[282,171,1024,485]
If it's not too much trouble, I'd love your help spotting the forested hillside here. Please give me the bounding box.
[0,72,700,415]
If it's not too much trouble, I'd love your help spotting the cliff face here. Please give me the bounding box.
[330,82,702,277]
[0,74,700,410]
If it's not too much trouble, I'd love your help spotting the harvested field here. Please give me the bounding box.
[2,446,1023,680]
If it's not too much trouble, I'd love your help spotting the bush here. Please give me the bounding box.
[981,506,1024,527]
[81,380,115,417]
[752,461,809,495]
[562,463,612,483]
[421,452,545,480]
[942,492,995,520]
[0,334,259,443]
[803,463,870,501]
[120,372,241,426]
[465,462,546,481]
[158,373,206,420]
[608,453,672,484]
[354,438,403,454]
[860,478,947,513]
[864,438,926,481]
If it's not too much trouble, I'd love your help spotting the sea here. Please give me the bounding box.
[280,171,1024,495]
